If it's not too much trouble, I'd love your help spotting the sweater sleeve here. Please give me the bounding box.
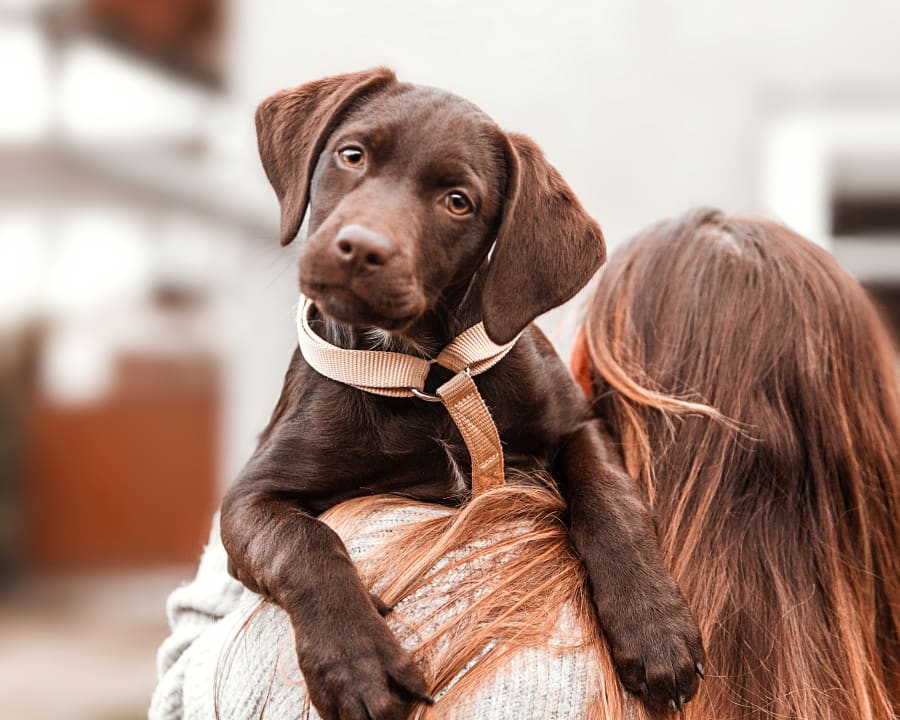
[149,514,258,720]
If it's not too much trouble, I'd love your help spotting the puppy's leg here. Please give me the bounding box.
[558,420,705,713]
[220,485,431,720]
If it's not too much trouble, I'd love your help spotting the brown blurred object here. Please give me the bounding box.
[86,0,223,86]
[0,330,38,586]
[865,283,900,351]
[832,196,900,236]
[24,353,220,569]
[39,0,226,89]
[831,191,900,349]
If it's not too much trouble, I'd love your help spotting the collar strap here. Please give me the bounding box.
[295,296,519,493]
[296,296,518,395]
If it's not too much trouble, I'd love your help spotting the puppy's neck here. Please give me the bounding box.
[313,307,478,359]
[358,326,435,356]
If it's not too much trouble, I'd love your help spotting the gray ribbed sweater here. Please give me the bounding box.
[149,506,631,719]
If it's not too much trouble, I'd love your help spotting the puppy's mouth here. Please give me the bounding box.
[303,283,422,332]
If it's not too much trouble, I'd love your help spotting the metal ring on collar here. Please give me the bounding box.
[410,367,471,402]
[410,387,442,402]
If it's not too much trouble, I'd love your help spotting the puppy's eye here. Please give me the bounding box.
[444,191,472,216]
[338,146,365,168]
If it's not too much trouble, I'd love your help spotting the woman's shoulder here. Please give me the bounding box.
[152,501,634,720]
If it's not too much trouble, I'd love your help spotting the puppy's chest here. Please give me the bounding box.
[303,380,555,497]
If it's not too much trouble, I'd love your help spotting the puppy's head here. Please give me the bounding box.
[256,68,605,343]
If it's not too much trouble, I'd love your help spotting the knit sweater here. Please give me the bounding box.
[149,505,632,719]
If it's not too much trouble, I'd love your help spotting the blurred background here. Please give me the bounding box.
[1,0,899,717]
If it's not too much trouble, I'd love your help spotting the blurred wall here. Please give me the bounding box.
[227,0,900,245]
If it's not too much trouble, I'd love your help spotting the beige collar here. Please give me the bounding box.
[296,296,519,494]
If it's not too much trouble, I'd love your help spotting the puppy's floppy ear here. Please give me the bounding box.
[255,67,397,246]
[481,132,606,344]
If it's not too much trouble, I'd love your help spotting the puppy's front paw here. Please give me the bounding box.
[604,599,705,713]
[297,614,432,720]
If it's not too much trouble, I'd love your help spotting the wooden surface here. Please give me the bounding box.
[24,354,220,569]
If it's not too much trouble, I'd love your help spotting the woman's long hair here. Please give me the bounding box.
[580,208,900,719]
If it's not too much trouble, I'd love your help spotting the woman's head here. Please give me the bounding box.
[577,208,900,719]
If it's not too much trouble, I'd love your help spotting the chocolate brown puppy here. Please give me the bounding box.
[221,68,704,719]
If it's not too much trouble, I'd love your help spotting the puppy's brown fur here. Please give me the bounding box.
[221,68,704,720]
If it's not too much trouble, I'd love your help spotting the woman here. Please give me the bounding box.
[152,209,900,719]
[572,208,900,719]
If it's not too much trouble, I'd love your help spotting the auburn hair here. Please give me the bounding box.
[579,208,900,719]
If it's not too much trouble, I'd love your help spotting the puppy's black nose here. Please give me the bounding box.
[333,225,392,271]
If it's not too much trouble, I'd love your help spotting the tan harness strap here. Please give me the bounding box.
[436,371,506,493]
[435,323,511,376]
[295,297,517,494]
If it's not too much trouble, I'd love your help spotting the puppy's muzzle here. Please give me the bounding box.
[300,222,425,328]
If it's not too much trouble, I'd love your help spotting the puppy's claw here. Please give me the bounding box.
[403,687,434,705]
[695,663,705,679]
[369,592,393,616]
[678,694,686,709]
[668,699,678,712]
[639,682,649,698]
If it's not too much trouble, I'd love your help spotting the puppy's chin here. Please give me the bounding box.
[304,284,424,333]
